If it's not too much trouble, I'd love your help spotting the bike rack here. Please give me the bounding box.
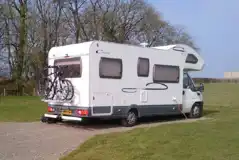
[39,65,75,103]
[41,99,73,104]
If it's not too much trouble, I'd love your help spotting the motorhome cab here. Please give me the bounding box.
[42,41,205,127]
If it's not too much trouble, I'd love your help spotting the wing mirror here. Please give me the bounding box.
[198,83,204,92]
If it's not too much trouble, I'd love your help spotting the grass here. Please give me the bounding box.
[61,83,239,160]
[0,96,46,122]
[0,83,239,159]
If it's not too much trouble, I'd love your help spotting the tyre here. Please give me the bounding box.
[40,115,48,123]
[121,109,138,127]
[41,115,58,124]
[188,103,203,118]
[37,78,55,100]
[46,118,58,124]
[57,79,74,101]
[64,79,74,100]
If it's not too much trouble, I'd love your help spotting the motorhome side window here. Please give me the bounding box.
[186,54,198,64]
[153,64,179,83]
[99,57,122,79]
[54,57,82,78]
[137,57,149,77]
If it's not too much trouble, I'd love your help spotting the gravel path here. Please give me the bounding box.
[0,117,208,160]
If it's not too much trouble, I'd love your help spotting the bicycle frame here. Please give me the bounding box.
[45,66,64,99]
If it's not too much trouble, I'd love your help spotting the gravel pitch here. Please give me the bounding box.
[0,117,208,160]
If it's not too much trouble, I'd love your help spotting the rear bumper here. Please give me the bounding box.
[48,105,90,117]
[44,113,83,121]
[46,105,128,119]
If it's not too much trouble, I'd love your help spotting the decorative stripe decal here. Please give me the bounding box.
[121,82,168,93]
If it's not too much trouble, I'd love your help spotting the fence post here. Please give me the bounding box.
[3,88,5,96]
[33,88,35,96]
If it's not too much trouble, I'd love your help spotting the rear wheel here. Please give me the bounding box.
[40,115,48,123]
[121,109,138,127]
[57,79,74,101]
[40,115,60,124]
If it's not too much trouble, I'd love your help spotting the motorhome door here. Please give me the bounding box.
[182,72,199,112]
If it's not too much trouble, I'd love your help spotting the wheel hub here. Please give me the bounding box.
[127,112,136,124]
[193,106,200,116]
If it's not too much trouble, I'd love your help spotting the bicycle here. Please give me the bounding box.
[37,65,74,101]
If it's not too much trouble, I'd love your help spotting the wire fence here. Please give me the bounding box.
[0,88,37,96]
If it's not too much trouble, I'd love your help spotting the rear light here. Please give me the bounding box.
[47,106,55,112]
[76,109,88,116]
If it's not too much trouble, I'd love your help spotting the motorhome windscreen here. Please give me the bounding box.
[54,57,82,78]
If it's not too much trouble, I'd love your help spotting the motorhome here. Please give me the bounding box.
[42,41,205,127]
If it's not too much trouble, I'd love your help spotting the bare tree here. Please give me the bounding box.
[0,0,29,94]
[32,0,64,77]
[0,0,198,94]
[64,0,88,43]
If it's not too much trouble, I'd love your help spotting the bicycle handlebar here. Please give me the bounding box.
[43,65,70,78]
[43,65,65,77]
[43,65,59,71]
[47,65,59,69]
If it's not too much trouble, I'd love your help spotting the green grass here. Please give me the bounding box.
[61,83,239,160]
[0,96,46,122]
[203,83,239,106]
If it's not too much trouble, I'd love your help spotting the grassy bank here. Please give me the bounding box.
[61,83,239,160]
[0,96,46,122]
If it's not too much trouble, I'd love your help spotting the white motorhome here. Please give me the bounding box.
[42,41,205,127]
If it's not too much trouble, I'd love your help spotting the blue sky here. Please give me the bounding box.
[149,0,239,78]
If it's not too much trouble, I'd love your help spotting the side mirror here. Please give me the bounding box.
[198,83,204,92]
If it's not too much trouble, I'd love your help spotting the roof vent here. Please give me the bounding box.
[172,46,185,52]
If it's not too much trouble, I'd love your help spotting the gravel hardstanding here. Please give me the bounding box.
[0,117,207,160]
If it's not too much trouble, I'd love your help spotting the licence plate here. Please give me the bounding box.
[62,110,72,115]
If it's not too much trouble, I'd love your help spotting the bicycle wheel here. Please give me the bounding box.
[64,79,74,101]
[57,79,74,101]
[38,78,55,100]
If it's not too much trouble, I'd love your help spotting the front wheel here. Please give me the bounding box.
[37,78,55,100]
[64,79,74,100]
[188,103,203,118]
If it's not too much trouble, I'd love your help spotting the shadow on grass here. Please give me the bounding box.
[203,109,220,117]
[53,109,218,130]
